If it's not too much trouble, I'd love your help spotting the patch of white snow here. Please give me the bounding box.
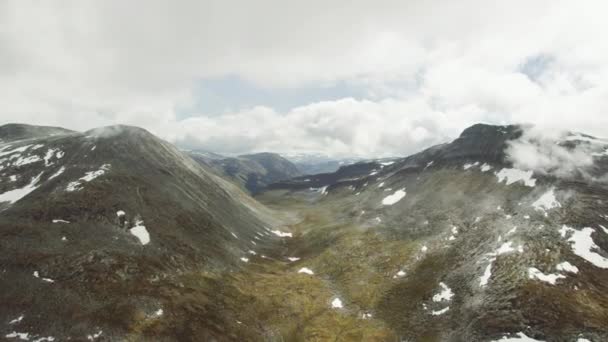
[528,267,566,285]
[495,168,536,187]
[129,220,150,245]
[298,267,314,275]
[382,188,406,205]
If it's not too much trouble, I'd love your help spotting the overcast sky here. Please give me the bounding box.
[1,1,607,157]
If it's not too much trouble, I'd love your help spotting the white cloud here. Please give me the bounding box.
[0,1,607,156]
[506,125,607,181]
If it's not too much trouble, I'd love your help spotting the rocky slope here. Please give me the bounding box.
[2,123,608,341]
[0,124,284,341]
[258,124,608,341]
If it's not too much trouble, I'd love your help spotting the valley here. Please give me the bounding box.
[1,123,608,341]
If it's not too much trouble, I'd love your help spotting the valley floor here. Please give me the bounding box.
[148,192,452,341]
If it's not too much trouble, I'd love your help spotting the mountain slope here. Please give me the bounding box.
[3,123,608,341]
[0,124,284,341]
[0,123,75,143]
[189,151,301,194]
[255,124,608,341]
[282,152,365,175]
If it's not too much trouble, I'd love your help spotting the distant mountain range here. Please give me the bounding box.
[187,151,302,194]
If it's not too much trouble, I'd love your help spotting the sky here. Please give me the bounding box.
[1,0,607,158]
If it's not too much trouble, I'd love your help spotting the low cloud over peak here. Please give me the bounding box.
[1,1,607,157]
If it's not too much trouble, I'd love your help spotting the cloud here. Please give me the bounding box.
[506,125,608,181]
[0,1,607,157]
[166,98,470,157]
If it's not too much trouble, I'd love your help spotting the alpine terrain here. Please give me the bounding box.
[1,123,608,341]
[188,152,301,195]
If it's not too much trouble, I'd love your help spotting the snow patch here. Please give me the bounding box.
[48,166,65,180]
[0,145,32,158]
[432,282,454,302]
[8,315,24,325]
[528,267,565,285]
[431,307,449,316]
[331,298,343,309]
[532,188,561,212]
[87,330,103,341]
[495,168,536,187]
[130,220,150,245]
[448,226,458,240]
[288,257,300,262]
[491,332,545,341]
[5,332,30,340]
[271,230,293,238]
[43,149,60,166]
[463,162,479,170]
[310,186,328,195]
[556,261,579,274]
[562,226,608,268]
[298,267,314,275]
[33,271,54,283]
[480,163,492,172]
[495,242,517,255]
[66,164,110,192]
[0,173,43,204]
[480,260,494,287]
[52,219,70,224]
[382,188,406,205]
[393,270,406,278]
[13,155,42,167]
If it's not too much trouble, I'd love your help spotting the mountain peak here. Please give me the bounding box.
[0,123,75,142]
[458,123,522,139]
[84,125,154,139]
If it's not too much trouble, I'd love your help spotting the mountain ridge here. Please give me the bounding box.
[2,122,608,341]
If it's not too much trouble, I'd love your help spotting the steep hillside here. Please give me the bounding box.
[3,123,608,341]
[0,124,285,341]
[189,151,301,194]
[255,124,608,341]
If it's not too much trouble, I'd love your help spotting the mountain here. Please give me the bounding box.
[281,152,366,175]
[183,148,226,161]
[2,122,608,341]
[188,151,301,194]
[0,124,284,341]
[0,123,75,143]
[257,123,608,341]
